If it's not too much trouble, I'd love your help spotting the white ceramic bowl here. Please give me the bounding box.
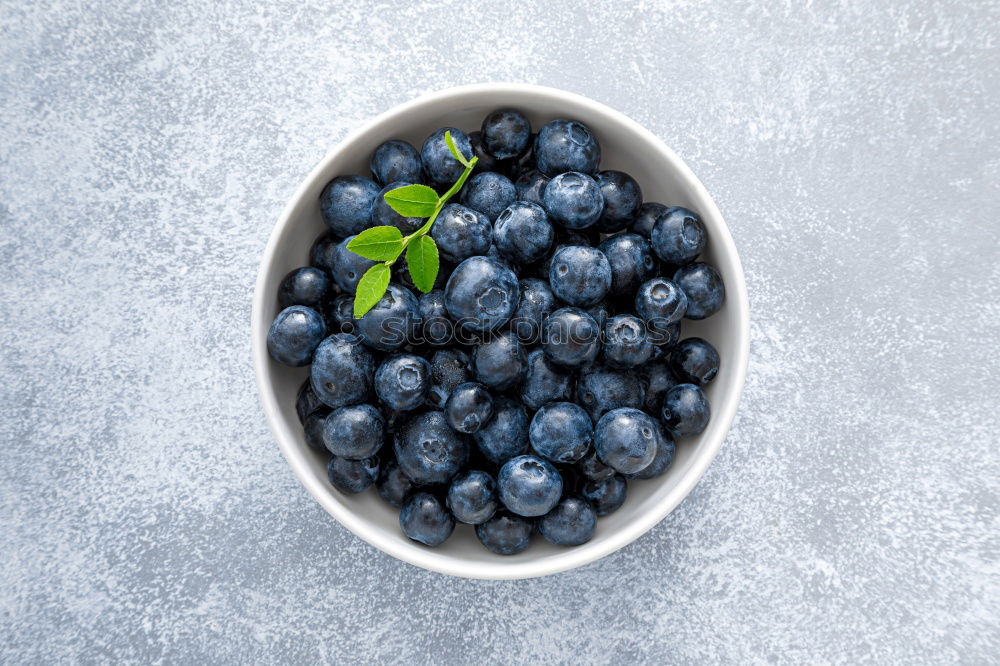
[252,83,749,579]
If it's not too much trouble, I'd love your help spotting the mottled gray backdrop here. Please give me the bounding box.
[1,0,997,663]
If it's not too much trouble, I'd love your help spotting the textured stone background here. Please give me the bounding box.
[2,0,998,663]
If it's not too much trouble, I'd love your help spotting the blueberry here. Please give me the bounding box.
[393,411,469,485]
[549,245,612,307]
[321,403,384,459]
[476,511,533,555]
[512,133,537,177]
[539,497,597,546]
[584,302,612,330]
[278,266,332,310]
[357,283,421,352]
[400,492,455,546]
[669,337,720,385]
[319,175,380,237]
[267,305,326,366]
[421,127,474,188]
[635,278,688,337]
[481,108,532,159]
[595,170,643,232]
[474,331,527,391]
[651,206,706,265]
[543,172,605,229]
[303,408,330,451]
[541,307,601,368]
[327,454,380,494]
[520,349,574,411]
[370,139,422,185]
[494,201,554,265]
[514,170,549,206]
[626,429,675,480]
[529,402,593,464]
[310,333,376,408]
[639,360,679,414]
[509,278,556,343]
[594,407,659,474]
[661,383,711,437]
[598,233,658,296]
[377,460,414,508]
[534,119,601,177]
[296,380,325,424]
[498,455,563,517]
[575,449,615,482]
[425,348,472,409]
[325,293,356,335]
[310,230,339,273]
[576,364,645,421]
[444,256,520,333]
[430,203,493,263]
[603,314,654,368]
[370,181,424,234]
[473,396,529,465]
[331,235,377,294]
[447,469,498,524]
[630,202,667,238]
[651,321,681,348]
[375,354,432,411]
[673,262,725,320]
[445,382,494,434]
[460,172,517,222]
[469,131,512,176]
[580,474,627,516]
[418,290,453,346]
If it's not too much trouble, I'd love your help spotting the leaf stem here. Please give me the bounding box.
[398,154,479,256]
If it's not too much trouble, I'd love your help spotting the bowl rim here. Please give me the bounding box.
[252,83,750,579]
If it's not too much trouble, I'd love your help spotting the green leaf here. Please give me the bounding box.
[405,235,439,294]
[444,130,472,168]
[346,226,404,261]
[353,264,391,318]
[383,184,440,218]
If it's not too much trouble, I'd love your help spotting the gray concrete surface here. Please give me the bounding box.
[1,0,998,663]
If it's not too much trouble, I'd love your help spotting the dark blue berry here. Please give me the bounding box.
[669,337,720,385]
[473,396,529,465]
[549,245,612,307]
[534,119,601,177]
[327,454,379,494]
[498,455,563,517]
[267,305,326,366]
[594,407,659,474]
[626,429,675,480]
[310,231,339,272]
[541,307,601,368]
[319,175,379,237]
[539,497,597,546]
[575,449,615,482]
[543,172,604,229]
[421,127,474,188]
[296,380,324,424]
[580,474,627,516]
[445,382,494,434]
[584,302,611,330]
[520,349,574,411]
[529,402,593,464]
[460,171,517,222]
[357,283,420,352]
[474,331,527,391]
[321,403,384,459]
[514,170,549,206]
[651,206,706,265]
[309,333,376,408]
[661,383,711,437]
[635,278,688,337]
[639,360,679,414]
[630,202,667,238]
[278,266,332,309]
[375,354,432,411]
[673,262,725,320]
[476,512,533,555]
[425,348,472,409]
[418,290,453,346]
[370,139,422,186]
[603,314,654,368]
[326,293,357,335]
[509,278,555,343]
[444,256,520,333]
[331,235,377,294]
[377,460,413,508]
[303,409,330,451]
[393,411,469,485]
[447,469,498,524]
[430,203,493,263]
[595,170,643,232]
[598,233,658,295]
[400,492,455,546]
[371,181,423,234]
[469,131,512,176]
[494,201,554,265]
[576,364,645,421]
[481,108,532,159]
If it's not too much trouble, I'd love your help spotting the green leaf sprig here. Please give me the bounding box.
[348,131,478,318]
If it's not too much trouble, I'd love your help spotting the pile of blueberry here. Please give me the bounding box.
[267,109,725,554]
